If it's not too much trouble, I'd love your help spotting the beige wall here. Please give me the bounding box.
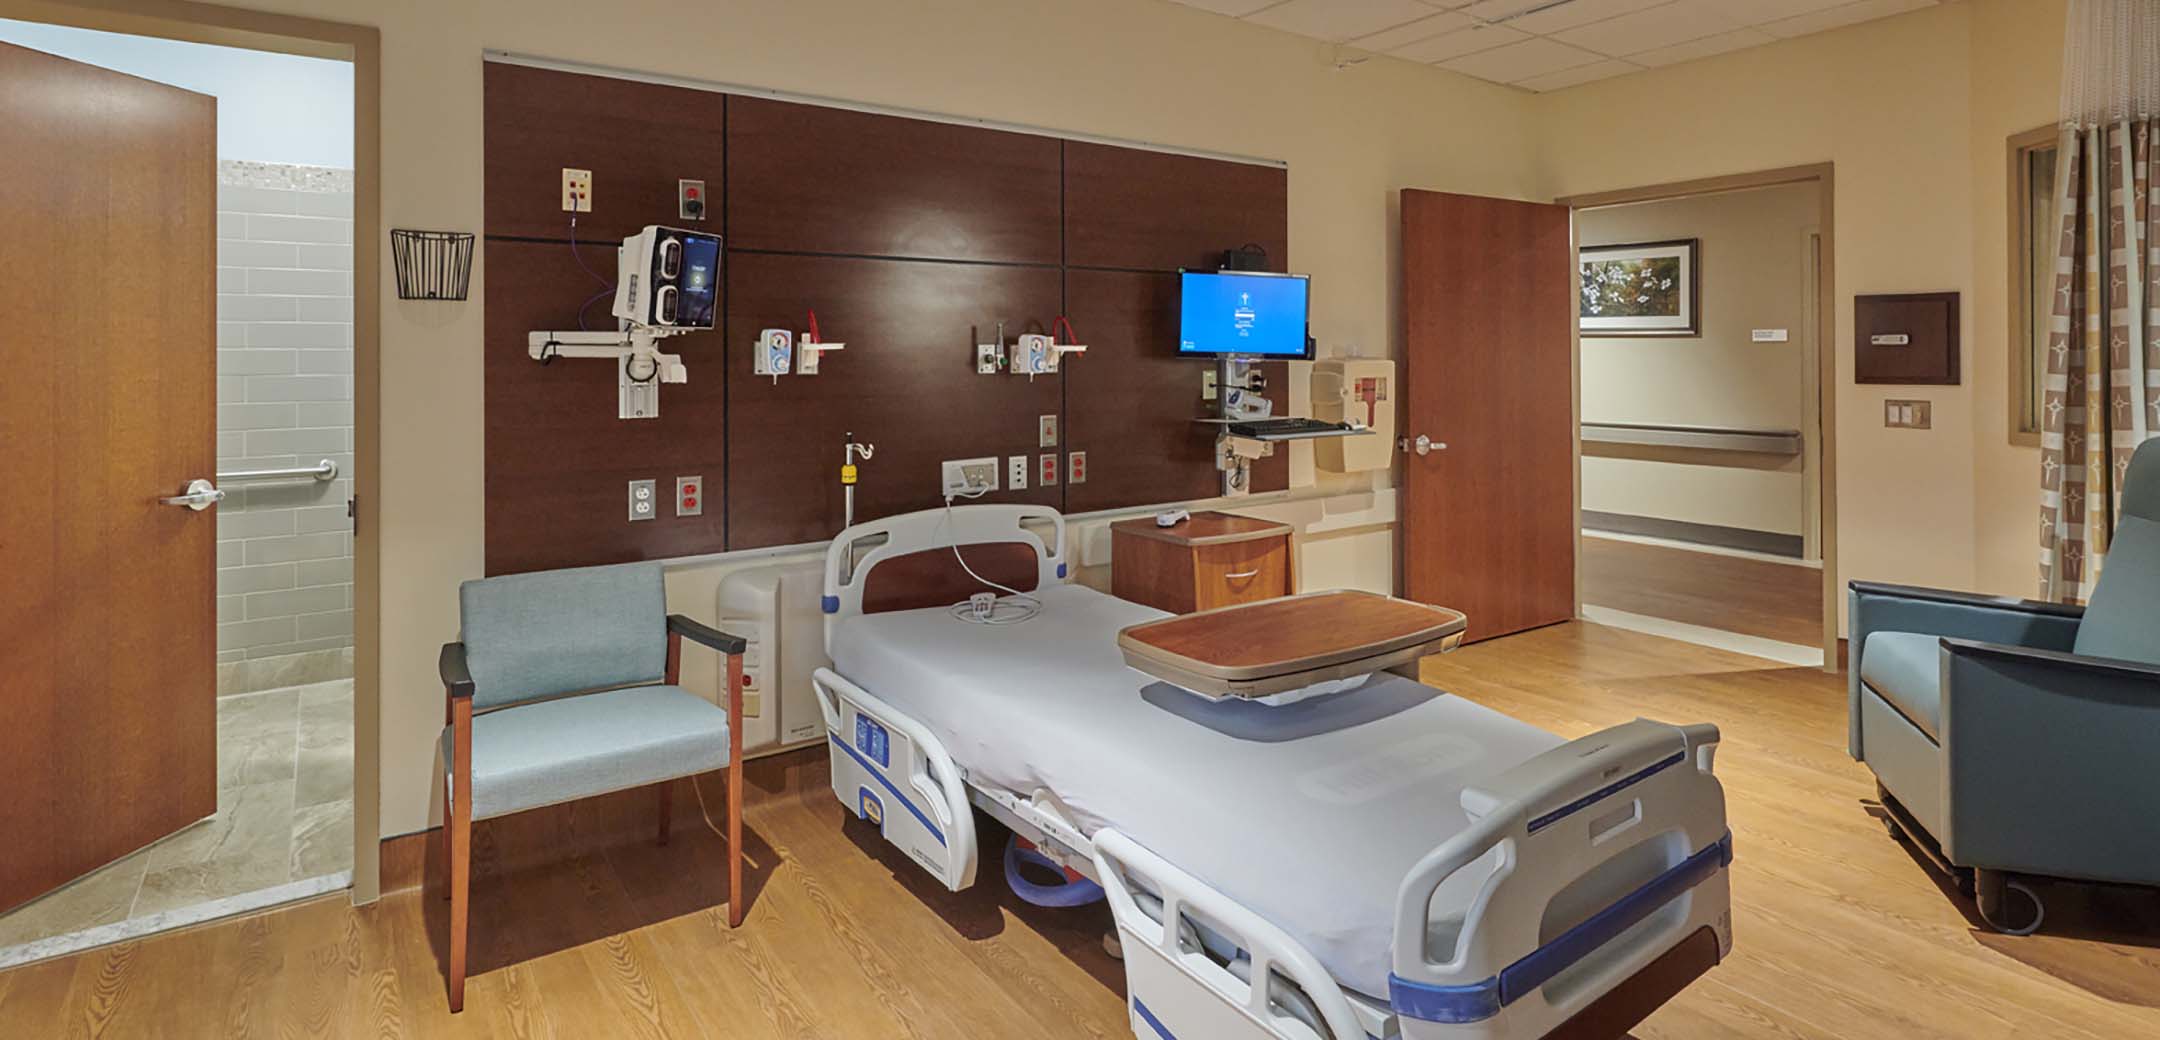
[1579,183,1821,542]
[171,0,1543,838]
[1538,0,2065,626]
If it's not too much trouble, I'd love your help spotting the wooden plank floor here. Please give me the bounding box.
[4,622,2158,1038]
[1580,534,1824,647]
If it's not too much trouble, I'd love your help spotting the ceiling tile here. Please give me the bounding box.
[1351,11,1477,51]
[1760,0,1933,39]
[1505,0,1671,35]
[1629,26,1776,66]
[1166,0,1284,16]
[1246,0,1452,42]
[1440,36,1607,82]
[1458,0,1548,18]
[1713,0,1861,26]
[1549,0,1746,56]
[1513,57,1642,91]
[1391,22,1530,62]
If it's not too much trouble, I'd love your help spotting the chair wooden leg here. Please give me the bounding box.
[448,793,470,1012]
[657,782,673,846]
[439,783,452,902]
[727,766,744,928]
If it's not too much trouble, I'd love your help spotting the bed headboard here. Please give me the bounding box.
[822,505,1070,642]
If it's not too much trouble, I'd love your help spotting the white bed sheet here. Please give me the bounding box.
[829,584,1563,1000]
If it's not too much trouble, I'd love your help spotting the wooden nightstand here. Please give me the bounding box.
[1110,511,1294,615]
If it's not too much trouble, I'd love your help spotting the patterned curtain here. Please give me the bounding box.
[2040,0,2160,603]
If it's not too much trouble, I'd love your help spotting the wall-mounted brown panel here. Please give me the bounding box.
[726,253,1062,549]
[1064,142,1287,272]
[484,62,726,243]
[483,239,727,574]
[1247,359,1291,493]
[1062,269,1219,511]
[725,96,1062,264]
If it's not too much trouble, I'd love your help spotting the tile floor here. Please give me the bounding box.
[0,679,353,952]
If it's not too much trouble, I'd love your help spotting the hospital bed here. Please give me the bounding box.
[810,505,1732,1040]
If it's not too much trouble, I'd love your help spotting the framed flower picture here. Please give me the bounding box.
[1579,239,1700,337]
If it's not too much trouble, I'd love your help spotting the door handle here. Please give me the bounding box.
[159,478,225,511]
[1398,434,1447,456]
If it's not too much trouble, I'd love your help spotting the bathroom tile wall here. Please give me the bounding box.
[215,161,355,693]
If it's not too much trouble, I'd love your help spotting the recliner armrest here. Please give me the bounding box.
[667,613,748,655]
[1937,638,2160,883]
[440,641,474,701]
[1847,581,2085,620]
[1846,581,2083,759]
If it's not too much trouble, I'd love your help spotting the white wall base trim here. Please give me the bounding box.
[1581,604,1824,667]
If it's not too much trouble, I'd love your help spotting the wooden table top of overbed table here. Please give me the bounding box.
[1116,590,1468,700]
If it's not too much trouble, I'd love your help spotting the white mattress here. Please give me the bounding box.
[829,584,1562,999]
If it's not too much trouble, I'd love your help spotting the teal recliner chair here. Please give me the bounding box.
[1849,438,2160,934]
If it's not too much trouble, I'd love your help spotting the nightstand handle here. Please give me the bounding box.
[1223,569,1261,581]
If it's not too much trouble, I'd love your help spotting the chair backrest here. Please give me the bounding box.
[459,562,668,709]
[2076,439,2160,665]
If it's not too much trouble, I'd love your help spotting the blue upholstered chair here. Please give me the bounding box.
[437,561,746,1011]
[1849,438,2160,934]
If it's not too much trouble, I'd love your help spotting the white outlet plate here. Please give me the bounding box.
[627,478,656,521]
[675,475,703,517]
[562,168,593,213]
[1008,455,1028,491]
[1038,414,1058,448]
[1039,453,1059,486]
[941,457,999,497]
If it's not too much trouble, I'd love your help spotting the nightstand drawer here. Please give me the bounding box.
[1193,536,1290,610]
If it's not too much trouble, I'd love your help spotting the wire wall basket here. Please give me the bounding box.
[390,229,475,301]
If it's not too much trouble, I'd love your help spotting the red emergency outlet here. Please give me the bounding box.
[676,476,704,517]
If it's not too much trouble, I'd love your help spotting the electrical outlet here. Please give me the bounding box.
[941,457,999,497]
[1008,455,1028,491]
[1039,453,1059,486]
[678,178,707,221]
[1038,414,1058,448]
[676,475,703,517]
[628,478,656,521]
[562,168,593,213]
[1068,451,1088,485]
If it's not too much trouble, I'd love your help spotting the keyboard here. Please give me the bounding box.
[1224,417,1361,440]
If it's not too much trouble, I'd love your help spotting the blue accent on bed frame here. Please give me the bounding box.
[1003,833,1106,908]
[1133,998,1176,1039]
[1388,831,1732,1024]
[828,733,946,847]
[1526,751,1686,834]
[1057,563,1068,579]
[821,594,839,614]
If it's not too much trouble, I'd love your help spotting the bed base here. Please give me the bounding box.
[812,664,1730,1040]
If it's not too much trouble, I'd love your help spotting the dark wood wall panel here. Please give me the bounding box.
[482,239,728,574]
[484,62,727,243]
[727,97,1061,264]
[1063,269,1219,511]
[725,253,1063,549]
[1064,142,1288,272]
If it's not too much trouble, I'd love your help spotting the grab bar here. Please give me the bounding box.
[216,458,339,485]
[1580,422,1801,456]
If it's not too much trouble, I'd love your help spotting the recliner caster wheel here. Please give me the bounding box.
[1976,873,2045,936]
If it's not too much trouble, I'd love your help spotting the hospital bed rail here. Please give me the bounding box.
[809,667,978,891]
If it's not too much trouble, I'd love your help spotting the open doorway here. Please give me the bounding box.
[1567,171,1836,669]
[0,18,362,965]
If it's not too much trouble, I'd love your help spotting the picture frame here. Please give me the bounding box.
[1579,238,1700,337]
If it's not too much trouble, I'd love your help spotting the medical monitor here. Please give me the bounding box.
[1176,270,1312,360]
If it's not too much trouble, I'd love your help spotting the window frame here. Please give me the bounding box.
[2008,125,2059,448]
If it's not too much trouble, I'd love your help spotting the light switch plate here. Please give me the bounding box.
[1752,328,1789,342]
[628,478,657,521]
[1885,399,1933,429]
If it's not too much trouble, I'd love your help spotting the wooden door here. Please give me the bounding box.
[1399,190,1574,642]
[0,42,218,913]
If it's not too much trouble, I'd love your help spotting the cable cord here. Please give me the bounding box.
[941,490,1041,625]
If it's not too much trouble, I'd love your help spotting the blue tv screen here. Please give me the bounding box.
[1177,271,1311,359]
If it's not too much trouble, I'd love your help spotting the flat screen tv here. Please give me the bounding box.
[1176,270,1313,360]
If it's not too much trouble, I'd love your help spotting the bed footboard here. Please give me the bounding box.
[1389,718,1731,1039]
[811,667,978,891]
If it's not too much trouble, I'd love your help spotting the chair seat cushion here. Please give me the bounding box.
[443,684,729,821]
[1860,631,1943,742]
